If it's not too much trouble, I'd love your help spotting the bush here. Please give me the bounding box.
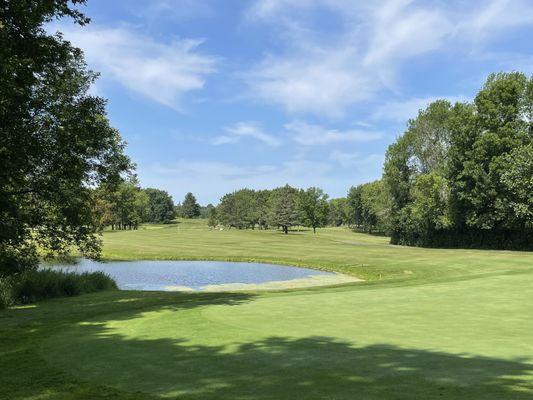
[0,269,117,309]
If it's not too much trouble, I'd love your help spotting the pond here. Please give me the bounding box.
[47,259,358,291]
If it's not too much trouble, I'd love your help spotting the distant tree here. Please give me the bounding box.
[174,203,183,218]
[0,0,131,275]
[328,198,348,226]
[346,186,364,228]
[200,204,214,219]
[111,178,149,230]
[144,188,175,223]
[360,180,390,234]
[181,192,201,218]
[217,189,256,229]
[299,187,329,233]
[255,190,272,230]
[207,206,218,229]
[270,185,300,234]
[347,181,390,234]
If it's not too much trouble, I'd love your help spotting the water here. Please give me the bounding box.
[47,259,335,291]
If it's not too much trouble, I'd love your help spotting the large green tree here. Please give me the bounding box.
[181,192,201,219]
[0,0,131,275]
[298,187,329,233]
[144,188,175,223]
[328,198,348,227]
[384,72,532,249]
[269,185,300,234]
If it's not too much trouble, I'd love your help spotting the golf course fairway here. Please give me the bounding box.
[1,220,533,399]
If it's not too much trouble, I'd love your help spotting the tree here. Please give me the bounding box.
[110,178,149,230]
[328,198,348,227]
[299,187,329,233]
[207,206,218,229]
[269,185,300,234]
[346,186,364,228]
[499,144,533,227]
[181,192,200,218]
[383,72,532,249]
[217,189,256,229]
[359,180,390,234]
[0,1,131,275]
[144,188,175,223]
[255,190,272,230]
[448,72,532,231]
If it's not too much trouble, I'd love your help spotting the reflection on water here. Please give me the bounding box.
[47,259,334,291]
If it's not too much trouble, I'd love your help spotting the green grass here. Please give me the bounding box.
[102,219,533,282]
[1,219,533,399]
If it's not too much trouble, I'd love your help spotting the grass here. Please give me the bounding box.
[102,219,533,282]
[0,269,117,309]
[1,219,533,399]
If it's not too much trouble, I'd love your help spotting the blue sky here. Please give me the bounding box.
[56,0,533,204]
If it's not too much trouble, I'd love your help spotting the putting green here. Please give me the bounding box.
[41,270,533,399]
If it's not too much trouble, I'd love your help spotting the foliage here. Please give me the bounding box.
[0,0,131,273]
[268,185,301,234]
[200,204,215,219]
[0,268,116,309]
[328,198,348,226]
[181,192,201,218]
[217,189,258,229]
[144,188,175,223]
[298,187,329,233]
[92,178,149,230]
[347,180,390,234]
[207,206,218,228]
[384,72,532,249]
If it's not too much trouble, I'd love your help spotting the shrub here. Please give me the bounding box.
[0,269,117,309]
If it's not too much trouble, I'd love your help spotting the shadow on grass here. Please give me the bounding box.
[2,290,533,399]
[45,332,533,399]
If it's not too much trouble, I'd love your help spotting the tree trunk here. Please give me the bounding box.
[313,226,316,234]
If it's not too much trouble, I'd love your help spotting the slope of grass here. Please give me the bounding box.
[1,219,533,399]
[101,219,533,282]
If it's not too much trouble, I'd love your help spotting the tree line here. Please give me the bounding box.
[92,178,176,230]
[203,182,389,235]
[207,186,334,234]
[383,72,532,249]
[205,72,532,249]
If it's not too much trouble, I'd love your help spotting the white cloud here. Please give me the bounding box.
[247,48,376,117]
[213,122,282,147]
[285,120,382,146]
[467,0,533,40]
[145,151,384,203]
[59,25,217,110]
[330,150,384,170]
[371,95,469,123]
[245,0,533,116]
[133,0,213,22]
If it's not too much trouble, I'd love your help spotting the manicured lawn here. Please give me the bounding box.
[102,219,533,282]
[1,220,533,399]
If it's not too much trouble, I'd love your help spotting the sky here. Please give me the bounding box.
[54,0,533,205]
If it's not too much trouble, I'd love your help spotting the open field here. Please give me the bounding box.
[2,219,533,399]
